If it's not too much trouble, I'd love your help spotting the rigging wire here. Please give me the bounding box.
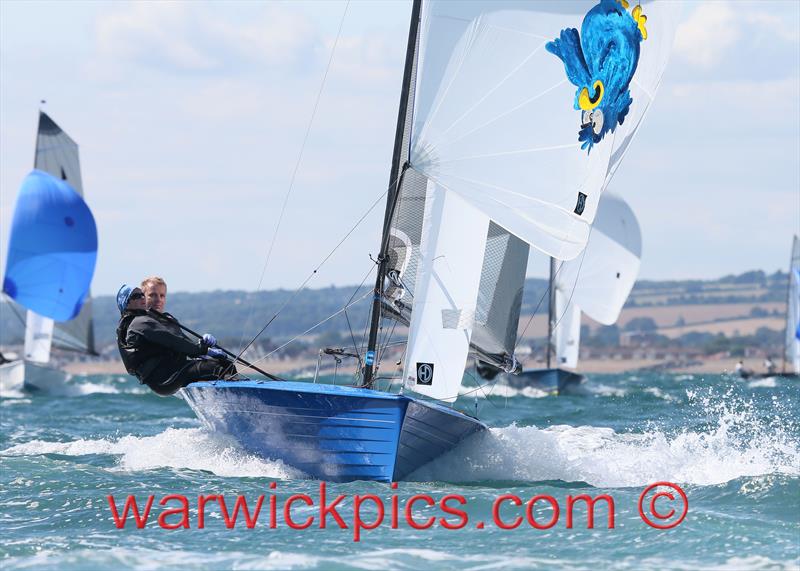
[234,187,388,363]
[250,288,374,365]
[343,263,376,362]
[1,295,27,329]
[515,225,594,368]
[236,0,350,350]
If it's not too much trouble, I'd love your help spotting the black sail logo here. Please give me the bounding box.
[416,362,434,385]
[574,192,587,215]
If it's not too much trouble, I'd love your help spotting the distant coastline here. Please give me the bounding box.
[3,269,792,378]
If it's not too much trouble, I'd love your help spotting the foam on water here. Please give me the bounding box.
[414,388,799,486]
[1,427,303,480]
[643,386,678,402]
[584,382,627,397]
[748,377,778,388]
[461,383,551,399]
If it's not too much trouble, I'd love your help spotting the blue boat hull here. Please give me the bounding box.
[182,380,485,482]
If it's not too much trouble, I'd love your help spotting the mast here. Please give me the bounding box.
[547,256,555,369]
[363,0,422,389]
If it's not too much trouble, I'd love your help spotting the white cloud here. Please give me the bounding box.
[674,2,800,71]
[673,2,739,69]
[92,2,321,77]
[95,3,220,73]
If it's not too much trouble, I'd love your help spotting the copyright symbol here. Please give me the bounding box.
[638,482,688,529]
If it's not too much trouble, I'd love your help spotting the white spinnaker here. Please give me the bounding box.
[24,311,54,364]
[556,193,642,325]
[786,236,800,374]
[404,181,489,402]
[410,0,678,261]
[553,288,581,368]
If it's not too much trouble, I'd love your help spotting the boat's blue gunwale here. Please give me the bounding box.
[187,379,405,401]
[185,379,486,426]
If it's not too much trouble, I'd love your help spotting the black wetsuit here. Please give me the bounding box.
[116,309,236,395]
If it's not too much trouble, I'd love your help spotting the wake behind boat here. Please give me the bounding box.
[183,0,678,481]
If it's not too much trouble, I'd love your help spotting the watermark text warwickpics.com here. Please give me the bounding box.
[107,481,688,541]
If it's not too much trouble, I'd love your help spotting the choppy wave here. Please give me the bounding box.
[2,427,303,480]
[461,383,552,399]
[748,377,778,388]
[413,388,799,486]
[3,546,798,571]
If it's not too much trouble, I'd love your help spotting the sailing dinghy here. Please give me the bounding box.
[751,235,800,380]
[0,112,99,393]
[782,236,800,378]
[183,0,678,481]
[491,192,642,394]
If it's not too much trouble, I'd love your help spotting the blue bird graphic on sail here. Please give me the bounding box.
[546,0,648,152]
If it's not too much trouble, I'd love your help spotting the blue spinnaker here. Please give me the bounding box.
[2,169,98,321]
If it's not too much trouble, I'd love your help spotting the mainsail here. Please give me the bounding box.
[2,112,98,356]
[370,0,676,401]
[785,236,800,374]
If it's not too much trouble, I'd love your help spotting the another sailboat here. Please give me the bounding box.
[182,0,677,481]
[733,236,800,381]
[491,192,642,394]
[782,236,800,378]
[0,111,99,393]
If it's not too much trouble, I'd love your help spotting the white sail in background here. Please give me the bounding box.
[551,192,641,369]
[410,0,678,261]
[553,289,581,368]
[24,311,54,364]
[404,183,489,402]
[786,236,800,374]
[557,193,642,325]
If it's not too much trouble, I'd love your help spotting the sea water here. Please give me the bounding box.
[1,373,798,570]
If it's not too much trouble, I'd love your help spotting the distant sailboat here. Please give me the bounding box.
[780,235,799,377]
[734,236,800,380]
[482,192,642,394]
[182,0,678,481]
[0,112,98,393]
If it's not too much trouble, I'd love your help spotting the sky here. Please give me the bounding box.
[1,0,798,296]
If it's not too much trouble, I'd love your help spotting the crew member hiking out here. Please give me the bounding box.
[115,283,237,396]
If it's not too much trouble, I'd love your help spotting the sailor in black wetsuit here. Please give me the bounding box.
[115,284,236,395]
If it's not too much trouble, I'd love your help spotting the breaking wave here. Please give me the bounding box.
[1,427,303,480]
[413,388,799,486]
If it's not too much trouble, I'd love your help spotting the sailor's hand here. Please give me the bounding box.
[202,333,217,347]
[207,347,226,359]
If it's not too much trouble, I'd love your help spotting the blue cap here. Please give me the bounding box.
[116,284,133,313]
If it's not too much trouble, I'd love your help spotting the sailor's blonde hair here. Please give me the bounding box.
[140,276,167,294]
